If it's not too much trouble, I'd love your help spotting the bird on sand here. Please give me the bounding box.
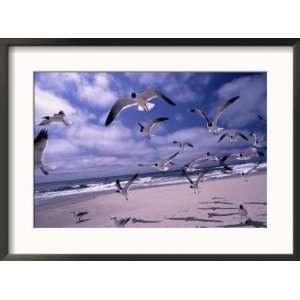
[105,89,176,126]
[110,216,131,227]
[70,211,89,223]
[238,205,248,224]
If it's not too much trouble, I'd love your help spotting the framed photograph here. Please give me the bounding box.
[0,39,299,260]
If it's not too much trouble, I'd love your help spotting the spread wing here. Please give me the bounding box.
[213,96,240,123]
[163,151,180,164]
[235,132,248,141]
[218,133,230,143]
[105,98,136,126]
[182,169,193,184]
[190,108,210,123]
[124,173,138,191]
[34,129,48,164]
[140,89,176,106]
[147,117,169,132]
[116,179,122,190]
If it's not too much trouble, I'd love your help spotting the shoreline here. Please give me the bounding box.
[35,172,267,228]
[35,168,266,208]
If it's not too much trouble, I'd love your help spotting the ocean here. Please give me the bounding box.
[34,162,266,205]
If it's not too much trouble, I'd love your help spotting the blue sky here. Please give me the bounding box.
[34,72,266,183]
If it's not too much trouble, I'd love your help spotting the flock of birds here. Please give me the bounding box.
[34,87,266,226]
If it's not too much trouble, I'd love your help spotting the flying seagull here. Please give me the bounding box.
[218,131,249,143]
[138,151,180,172]
[34,129,55,175]
[38,110,71,126]
[202,152,233,173]
[116,173,138,201]
[184,154,207,172]
[137,117,168,139]
[233,147,264,161]
[249,132,266,148]
[182,169,207,194]
[238,205,248,224]
[173,141,194,151]
[110,216,131,227]
[241,155,264,182]
[70,211,89,223]
[190,96,240,135]
[105,89,176,126]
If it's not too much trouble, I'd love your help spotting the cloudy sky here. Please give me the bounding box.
[34,72,266,183]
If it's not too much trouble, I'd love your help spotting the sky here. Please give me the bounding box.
[34,72,267,183]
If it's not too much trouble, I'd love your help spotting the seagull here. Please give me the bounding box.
[232,147,264,161]
[241,155,264,181]
[137,117,168,139]
[190,96,240,135]
[249,132,266,148]
[182,169,207,194]
[202,152,233,173]
[238,205,248,224]
[105,89,176,126]
[173,141,194,151]
[138,151,180,172]
[38,110,71,126]
[218,131,248,143]
[34,129,55,175]
[70,211,89,223]
[110,216,131,227]
[184,154,207,172]
[116,173,138,201]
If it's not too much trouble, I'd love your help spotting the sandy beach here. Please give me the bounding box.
[35,171,267,228]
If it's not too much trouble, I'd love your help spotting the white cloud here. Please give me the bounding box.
[34,87,76,124]
[215,75,266,128]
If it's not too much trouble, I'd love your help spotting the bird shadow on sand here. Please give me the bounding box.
[76,218,90,224]
[132,218,161,223]
[217,218,266,228]
[167,217,223,223]
[211,197,225,200]
[208,212,238,218]
[244,201,267,206]
[200,201,234,205]
[197,207,237,211]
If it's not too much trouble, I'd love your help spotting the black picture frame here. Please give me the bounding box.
[0,38,299,261]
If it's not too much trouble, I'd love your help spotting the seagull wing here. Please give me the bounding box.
[185,142,194,148]
[124,173,138,191]
[195,170,207,185]
[163,150,180,164]
[116,179,122,190]
[62,118,72,126]
[105,98,136,126]
[182,169,193,184]
[190,108,210,123]
[218,133,229,143]
[140,89,176,106]
[34,129,48,164]
[138,163,155,167]
[235,132,248,141]
[146,117,169,132]
[213,96,240,123]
